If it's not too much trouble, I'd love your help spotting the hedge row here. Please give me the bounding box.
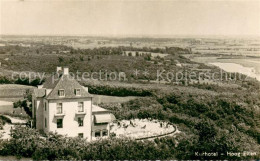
[86,84,153,97]
[0,76,43,87]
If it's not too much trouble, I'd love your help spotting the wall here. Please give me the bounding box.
[47,98,92,141]
[32,97,44,130]
[43,99,49,133]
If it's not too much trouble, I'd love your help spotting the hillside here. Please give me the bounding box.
[0,44,259,159]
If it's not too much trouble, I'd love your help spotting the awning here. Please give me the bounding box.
[110,114,116,121]
[94,114,116,123]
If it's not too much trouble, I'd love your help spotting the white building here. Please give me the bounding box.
[32,67,115,141]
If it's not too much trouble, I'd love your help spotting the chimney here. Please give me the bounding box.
[37,85,43,89]
[56,66,62,73]
[63,67,69,75]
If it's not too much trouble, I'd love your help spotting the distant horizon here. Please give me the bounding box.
[1,0,259,37]
[1,34,260,39]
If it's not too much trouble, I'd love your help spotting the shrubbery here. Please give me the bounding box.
[0,76,11,84]
[0,126,176,160]
[0,77,43,87]
[14,78,43,87]
[100,93,260,159]
[1,90,259,159]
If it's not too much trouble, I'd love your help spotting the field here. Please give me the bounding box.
[0,156,31,161]
[0,85,34,114]
[0,101,13,113]
[0,84,35,98]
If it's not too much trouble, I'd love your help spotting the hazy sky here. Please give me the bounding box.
[1,0,260,36]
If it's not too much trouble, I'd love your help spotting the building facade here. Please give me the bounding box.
[32,67,115,141]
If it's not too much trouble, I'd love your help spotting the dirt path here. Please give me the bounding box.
[3,115,27,124]
[0,123,13,139]
[0,115,27,139]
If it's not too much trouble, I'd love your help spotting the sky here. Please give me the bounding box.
[1,0,260,36]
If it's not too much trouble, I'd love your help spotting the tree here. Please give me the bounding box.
[13,89,32,117]
[145,55,151,61]
[195,120,217,141]
[13,100,23,113]
[58,56,64,63]
[79,55,84,61]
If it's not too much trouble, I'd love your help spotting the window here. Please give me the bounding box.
[78,133,83,138]
[56,103,62,114]
[57,119,63,128]
[78,117,84,127]
[78,102,84,112]
[95,131,101,137]
[75,89,81,96]
[44,102,47,111]
[102,130,108,136]
[94,122,108,126]
[45,118,47,128]
[58,89,65,97]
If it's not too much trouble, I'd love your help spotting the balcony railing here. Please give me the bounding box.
[75,110,86,116]
[54,111,66,117]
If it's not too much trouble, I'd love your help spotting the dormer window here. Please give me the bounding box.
[58,89,65,97]
[75,89,81,96]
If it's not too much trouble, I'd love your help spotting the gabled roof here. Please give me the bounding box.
[44,74,92,100]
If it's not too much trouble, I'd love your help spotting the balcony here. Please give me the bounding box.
[75,111,86,116]
[54,111,66,117]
